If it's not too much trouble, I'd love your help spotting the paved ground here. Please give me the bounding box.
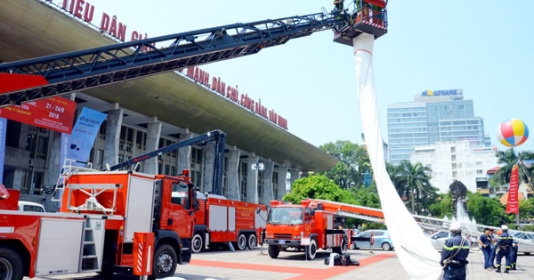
[30,245,534,280]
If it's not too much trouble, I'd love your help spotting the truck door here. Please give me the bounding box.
[167,181,194,238]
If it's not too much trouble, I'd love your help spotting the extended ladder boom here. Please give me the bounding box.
[0,13,342,107]
[0,3,388,107]
[302,198,534,246]
[303,198,385,222]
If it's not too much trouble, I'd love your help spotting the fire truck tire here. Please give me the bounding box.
[247,234,258,249]
[305,239,317,260]
[191,233,204,253]
[268,245,280,258]
[236,233,247,250]
[0,246,24,280]
[152,244,177,279]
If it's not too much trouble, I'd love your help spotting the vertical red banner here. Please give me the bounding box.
[506,164,519,214]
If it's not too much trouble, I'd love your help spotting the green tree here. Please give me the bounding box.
[429,193,454,219]
[320,141,371,189]
[283,175,353,204]
[519,197,534,222]
[386,160,438,215]
[466,192,511,226]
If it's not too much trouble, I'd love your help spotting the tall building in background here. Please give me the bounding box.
[411,141,498,193]
[387,89,489,165]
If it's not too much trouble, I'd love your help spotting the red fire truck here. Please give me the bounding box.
[0,169,197,280]
[264,199,385,260]
[0,130,226,280]
[186,193,267,253]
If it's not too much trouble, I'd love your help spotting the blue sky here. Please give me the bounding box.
[69,0,534,152]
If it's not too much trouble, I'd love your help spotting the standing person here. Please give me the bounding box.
[510,239,518,270]
[495,225,513,273]
[440,222,470,280]
[489,228,497,268]
[333,0,344,11]
[478,228,493,270]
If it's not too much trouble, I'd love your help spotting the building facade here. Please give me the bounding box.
[0,1,338,209]
[410,141,498,193]
[387,89,489,165]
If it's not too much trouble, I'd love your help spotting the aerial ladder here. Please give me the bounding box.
[0,1,387,106]
[304,198,534,247]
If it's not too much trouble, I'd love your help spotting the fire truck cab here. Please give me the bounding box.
[264,200,347,260]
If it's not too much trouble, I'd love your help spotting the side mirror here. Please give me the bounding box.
[256,207,261,214]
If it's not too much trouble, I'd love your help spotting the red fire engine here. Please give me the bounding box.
[0,130,225,280]
[188,193,267,253]
[264,198,385,260]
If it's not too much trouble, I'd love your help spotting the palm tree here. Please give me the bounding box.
[493,148,534,190]
[386,160,438,214]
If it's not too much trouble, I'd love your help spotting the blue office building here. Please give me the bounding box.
[387,89,488,165]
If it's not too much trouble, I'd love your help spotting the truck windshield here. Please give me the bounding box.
[267,207,303,225]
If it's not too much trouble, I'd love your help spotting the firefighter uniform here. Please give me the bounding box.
[510,240,518,270]
[440,222,470,280]
[495,225,513,273]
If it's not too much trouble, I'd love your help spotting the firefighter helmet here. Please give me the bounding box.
[450,221,462,232]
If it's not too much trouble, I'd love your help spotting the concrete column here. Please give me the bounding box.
[226,148,240,200]
[276,164,289,200]
[177,132,192,175]
[289,169,300,192]
[203,142,215,194]
[246,156,258,203]
[144,118,161,174]
[103,107,123,166]
[260,161,274,205]
[45,131,61,187]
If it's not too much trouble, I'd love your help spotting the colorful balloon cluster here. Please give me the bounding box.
[496,119,529,147]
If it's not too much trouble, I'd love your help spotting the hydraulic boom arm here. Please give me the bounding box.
[109,130,226,194]
[0,5,387,107]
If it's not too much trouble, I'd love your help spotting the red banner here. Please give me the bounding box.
[0,97,76,134]
[506,164,519,214]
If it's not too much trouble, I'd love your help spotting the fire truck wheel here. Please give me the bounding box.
[236,233,247,250]
[191,233,204,253]
[152,244,177,279]
[0,246,23,280]
[247,234,258,249]
[306,239,317,260]
[268,245,280,258]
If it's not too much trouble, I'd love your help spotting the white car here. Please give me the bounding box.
[429,231,452,251]
[510,231,534,255]
[18,201,46,212]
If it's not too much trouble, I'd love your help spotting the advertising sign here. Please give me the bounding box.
[61,107,107,167]
[0,97,76,134]
[506,164,519,214]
